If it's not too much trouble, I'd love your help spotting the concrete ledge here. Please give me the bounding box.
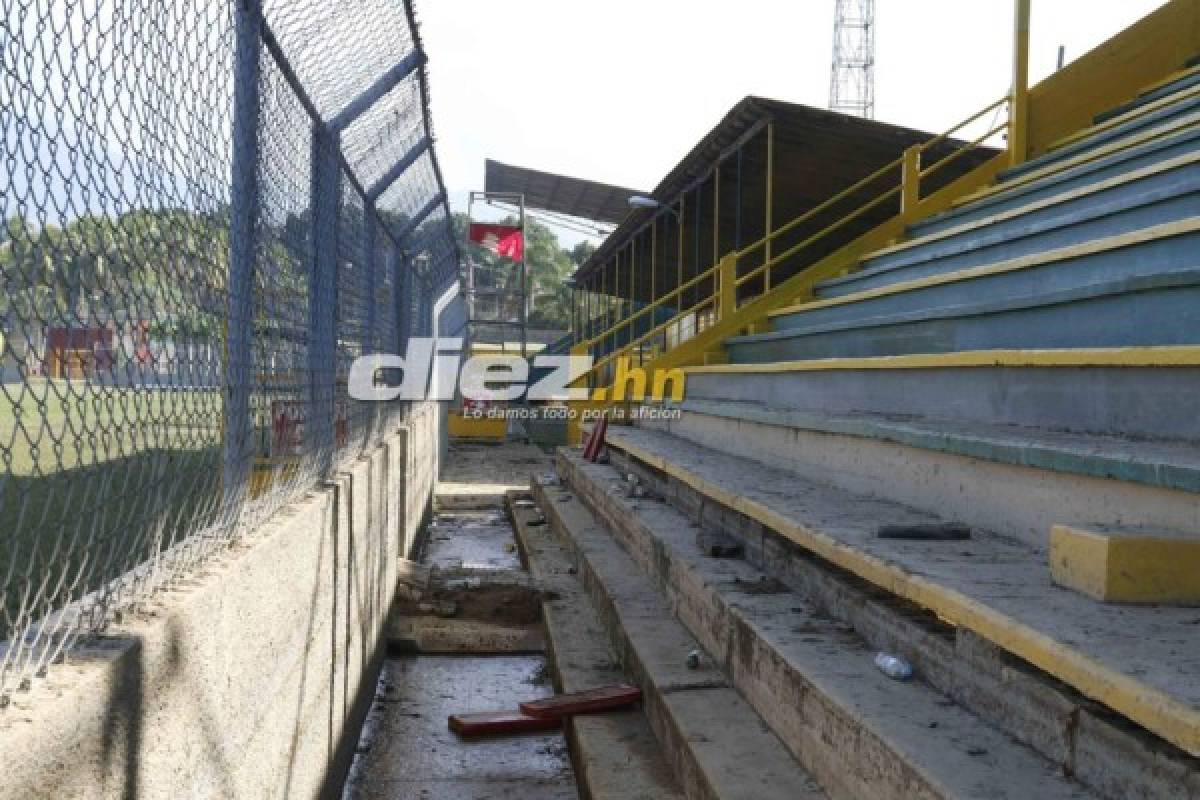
[768,218,1200,319]
[507,491,684,800]
[1007,93,1200,183]
[682,356,1200,442]
[670,398,1200,495]
[820,158,1200,301]
[385,617,544,654]
[594,426,1200,758]
[644,401,1200,550]
[1097,66,1200,124]
[923,121,1200,235]
[853,148,1200,270]
[938,109,1200,229]
[1043,84,1200,160]
[0,403,442,800]
[744,270,1200,345]
[690,345,1200,373]
[600,443,1200,800]
[1050,524,1200,604]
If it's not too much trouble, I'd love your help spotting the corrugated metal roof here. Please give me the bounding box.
[484,160,646,225]
[575,96,1000,282]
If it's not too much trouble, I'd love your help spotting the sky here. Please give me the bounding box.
[418,0,1167,245]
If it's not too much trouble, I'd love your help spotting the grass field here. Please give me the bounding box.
[0,381,224,641]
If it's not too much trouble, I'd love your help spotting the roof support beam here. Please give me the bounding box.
[368,136,432,202]
[328,51,427,134]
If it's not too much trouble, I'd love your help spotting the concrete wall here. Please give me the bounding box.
[402,401,442,558]
[0,401,442,800]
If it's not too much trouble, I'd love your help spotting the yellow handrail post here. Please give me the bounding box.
[901,144,921,221]
[718,253,737,321]
[1010,0,1031,167]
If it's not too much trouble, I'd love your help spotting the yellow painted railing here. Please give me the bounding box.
[566,0,1197,450]
[577,94,1010,388]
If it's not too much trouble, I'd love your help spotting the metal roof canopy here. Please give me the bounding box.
[484,160,646,225]
[575,95,1000,284]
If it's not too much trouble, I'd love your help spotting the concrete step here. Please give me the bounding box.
[767,219,1200,337]
[727,271,1200,361]
[1044,73,1200,155]
[684,347,1200,446]
[506,492,686,800]
[551,451,1102,800]
[1001,84,1200,183]
[641,396,1200,554]
[817,153,1200,299]
[515,486,827,800]
[582,426,1200,767]
[562,443,1200,800]
[912,112,1200,237]
[1094,64,1200,124]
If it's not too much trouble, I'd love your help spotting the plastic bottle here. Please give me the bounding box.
[874,652,914,681]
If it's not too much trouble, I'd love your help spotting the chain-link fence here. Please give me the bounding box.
[0,0,460,702]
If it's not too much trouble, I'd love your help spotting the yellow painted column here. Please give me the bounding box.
[1010,0,1031,166]
[901,145,921,221]
[718,253,737,321]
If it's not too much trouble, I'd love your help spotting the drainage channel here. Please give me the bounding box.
[342,457,578,799]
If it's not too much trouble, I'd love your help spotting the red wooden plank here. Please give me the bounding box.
[583,415,609,462]
[447,710,562,736]
[519,683,642,719]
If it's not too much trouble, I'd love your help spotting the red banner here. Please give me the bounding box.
[468,222,524,261]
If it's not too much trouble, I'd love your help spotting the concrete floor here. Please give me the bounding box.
[425,509,523,571]
[436,441,551,509]
[342,440,576,800]
[342,656,577,800]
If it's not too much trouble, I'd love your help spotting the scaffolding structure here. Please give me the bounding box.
[830,0,876,119]
[466,190,529,359]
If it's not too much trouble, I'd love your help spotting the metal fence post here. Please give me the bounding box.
[396,250,412,348]
[363,212,380,440]
[383,244,397,351]
[364,213,378,354]
[420,274,432,337]
[309,124,341,477]
[416,276,426,338]
[224,0,264,517]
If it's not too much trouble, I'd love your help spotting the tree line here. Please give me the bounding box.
[0,208,593,352]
